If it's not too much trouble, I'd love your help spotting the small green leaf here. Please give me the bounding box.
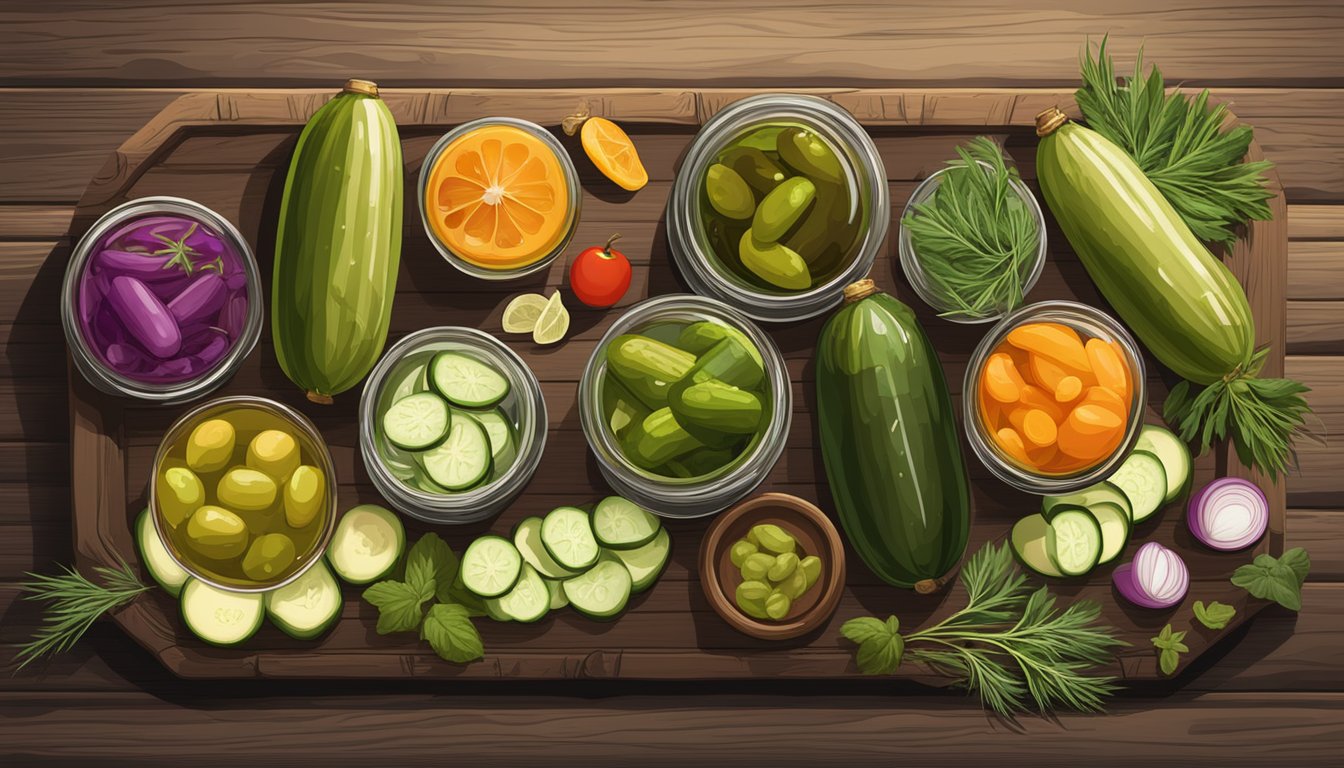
[405,533,457,604]
[841,615,905,675]
[421,603,484,664]
[362,580,428,635]
[1278,548,1311,585]
[840,617,890,645]
[1232,551,1307,612]
[1159,648,1180,676]
[1193,600,1236,630]
[1151,624,1187,676]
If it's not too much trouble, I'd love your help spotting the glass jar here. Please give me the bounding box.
[578,294,792,518]
[150,396,338,593]
[898,162,1048,323]
[417,117,581,281]
[61,196,263,403]
[359,326,548,524]
[666,94,889,322]
[963,300,1147,494]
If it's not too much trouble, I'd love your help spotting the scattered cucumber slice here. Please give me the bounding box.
[464,408,518,474]
[487,562,550,623]
[545,578,569,610]
[541,506,601,571]
[431,352,510,408]
[1043,480,1133,523]
[1085,500,1131,565]
[383,392,451,451]
[327,504,405,585]
[265,559,342,640]
[461,535,523,598]
[1109,450,1168,523]
[562,557,633,620]
[419,417,492,491]
[1134,424,1192,504]
[1046,507,1104,576]
[136,507,188,597]
[591,496,661,550]
[483,598,513,622]
[609,527,671,593]
[180,578,264,647]
[1010,514,1063,578]
[513,516,579,579]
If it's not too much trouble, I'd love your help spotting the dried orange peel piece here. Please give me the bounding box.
[580,117,649,191]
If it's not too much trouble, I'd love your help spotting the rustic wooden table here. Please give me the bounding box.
[2,2,1341,764]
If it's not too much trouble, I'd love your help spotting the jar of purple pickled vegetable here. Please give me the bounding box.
[61,197,262,402]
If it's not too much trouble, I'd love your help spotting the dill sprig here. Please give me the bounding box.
[14,557,150,671]
[902,137,1040,320]
[841,542,1126,720]
[1075,37,1275,246]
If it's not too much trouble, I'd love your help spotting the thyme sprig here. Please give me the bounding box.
[13,558,150,671]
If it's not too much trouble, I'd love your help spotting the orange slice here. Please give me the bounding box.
[581,117,649,191]
[427,124,571,270]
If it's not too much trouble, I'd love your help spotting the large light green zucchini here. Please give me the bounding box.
[273,79,403,403]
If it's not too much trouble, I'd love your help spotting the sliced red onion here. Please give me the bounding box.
[1188,477,1269,552]
[1113,542,1188,609]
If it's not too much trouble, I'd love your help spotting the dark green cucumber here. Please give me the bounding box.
[669,379,762,435]
[621,407,703,469]
[815,281,970,592]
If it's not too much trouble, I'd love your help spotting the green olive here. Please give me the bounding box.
[800,554,823,590]
[738,231,812,291]
[729,539,759,568]
[185,505,248,560]
[284,465,325,528]
[776,567,810,600]
[736,593,769,620]
[217,467,278,512]
[750,523,797,555]
[241,533,297,581]
[766,551,799,582]
[718,146,787,195]
[705,163,755,220]
[159,466,204,528]
[752,177,815,242]
[186,418,236,473]
[739,552,776,582]
[777,127,843,184]
[246,429,300,483]
[765,590,792,620]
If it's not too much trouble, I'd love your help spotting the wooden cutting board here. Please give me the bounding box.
[68,87,1286,680]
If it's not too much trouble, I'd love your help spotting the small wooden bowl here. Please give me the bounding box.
[699,492,846,640]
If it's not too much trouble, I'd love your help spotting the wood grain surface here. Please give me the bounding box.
[1,1,1342,763]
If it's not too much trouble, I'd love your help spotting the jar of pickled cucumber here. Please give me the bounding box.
[150,396,338,591]
[578,295,792,518]
[667,94,889,322]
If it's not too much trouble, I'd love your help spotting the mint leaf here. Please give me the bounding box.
[840,617,890,645]
[443,573,488,618]
[422,603,484,663]
[1232,550,1308,612]
[1192,600,1236,630]
[362,580,428,635]
[1279,548,1311,585]
[405,533,457,604]
[1151,624,1188,676]
[1159,648,1180,676]
[841,616,904,675]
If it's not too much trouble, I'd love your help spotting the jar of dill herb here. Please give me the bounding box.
[898,137,1047,324]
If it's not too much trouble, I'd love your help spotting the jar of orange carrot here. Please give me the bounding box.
[963,300,1146,494]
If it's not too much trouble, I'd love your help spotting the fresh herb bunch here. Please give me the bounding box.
[1150,624,1188,676]
[1231,546,1310,611]
[362,532,485,663]
[840,542,1125,720]
[15,557,151,670]
[902,137,1040,320]
[1076,38,1275,246]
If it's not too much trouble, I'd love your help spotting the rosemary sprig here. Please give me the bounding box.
[1076,37,1275,246]
[14,558,150,670]
[841,542,1125,720]
[902,137,1040,320]
[152,222,202,275]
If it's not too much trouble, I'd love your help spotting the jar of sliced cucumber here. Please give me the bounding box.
[359,326,548,524]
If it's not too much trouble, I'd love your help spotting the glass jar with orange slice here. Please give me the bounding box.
[963,300,1147,494]
[419,118,580,280]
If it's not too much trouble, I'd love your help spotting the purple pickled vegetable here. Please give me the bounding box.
[225,270,248,291]
[168,272,228,326]
[105,275,182,359]
[150,357,196,379]
[104,343,148,372]
[92,249,181,282]
[221,295,248,339]
[189,334,230,367]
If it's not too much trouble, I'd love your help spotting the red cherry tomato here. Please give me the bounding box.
[569,234,632,308]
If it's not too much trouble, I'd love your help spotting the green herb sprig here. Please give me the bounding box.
[362,532,485,664]
[1193,600,1236,630]
[840,542,1125,720]
[1076,37,1275,246]
[1231,547,1310,611]
[15,557,151,671]
[1151,624,1188,676]
[902,137,1040,320]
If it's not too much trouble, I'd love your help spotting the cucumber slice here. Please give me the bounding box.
[180,578,264,647]
[1046,507,1104,576]
[1135,424,1192,504]
[483,598,513,622]
[461,535,523,598]
[136,507,188,597]
[265,559,342,639]
[591,496,661,550]
[562,557,632,619]
[486,562,550,623]
[609,527,671,593]
[382,392,450,451]
[1010,514,1063,578]
[512,516,579,579]
[327,504,405,585]
[431,352,510,408]
[1085,500,1131,565]
[1042,480,1133,522]
[541,506,601,571]
[419,417,492,491]
[1109,450,1168,523]
[545,578,569,610]
[464,408,518,475]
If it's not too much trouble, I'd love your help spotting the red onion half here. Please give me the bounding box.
[1113,542,1188,609]
[1187,477,1269,552]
